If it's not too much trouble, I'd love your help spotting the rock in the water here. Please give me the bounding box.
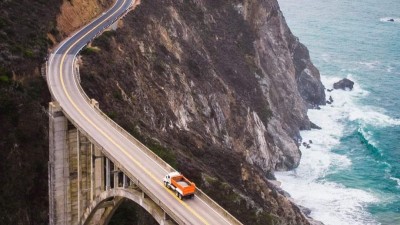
[309,140,313,144]
[329,96,333,103]
[310,122,322,130]
[299,205,312,216]
[388,18,395,22]
[333,78,354,90]
[327,88,333,92]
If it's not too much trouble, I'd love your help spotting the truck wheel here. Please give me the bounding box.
[164,181,167,187]
[179,194,183,200]
[190,194,194,199]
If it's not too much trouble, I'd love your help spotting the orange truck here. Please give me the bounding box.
[163,172,196,200]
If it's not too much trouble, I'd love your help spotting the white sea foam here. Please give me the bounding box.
[358,61,381,70]
[324,75,400,127]
[358,127,380,151]
[389,177,400,188]
[380,17,400,23]
[275,75,387,225]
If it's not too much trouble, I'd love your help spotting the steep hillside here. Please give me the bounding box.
[0,0,111,224]
[80,0,325,224]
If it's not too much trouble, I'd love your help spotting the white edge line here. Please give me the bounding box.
[48,0,122,94]
[67,1,235,224]
[66,0,170,174]
[50,0,235,224]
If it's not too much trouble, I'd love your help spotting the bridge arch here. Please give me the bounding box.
[81,188,175,225]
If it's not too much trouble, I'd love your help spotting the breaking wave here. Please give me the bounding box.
[275,75,386,225]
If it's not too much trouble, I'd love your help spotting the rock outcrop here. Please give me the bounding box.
[333,78,354,90]
[80,0,325,224]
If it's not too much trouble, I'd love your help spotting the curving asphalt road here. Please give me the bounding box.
[47,0,240,224]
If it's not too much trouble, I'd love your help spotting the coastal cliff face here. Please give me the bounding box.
[80,0,325,224]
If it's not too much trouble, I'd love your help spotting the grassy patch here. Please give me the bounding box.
[258,102,273,125]
[81,46,100,55]
[0,75,10,84]
[107,111,117,120]
[23,49,34,58]
[112,91,123,101]
[201,173,279,225]
[93,30,116,49]
[0,18,8,29]
[127,125,178,169]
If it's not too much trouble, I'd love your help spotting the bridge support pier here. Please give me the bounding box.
[49,102,107,225]
[49,102,70,225]
[48,101,177,225]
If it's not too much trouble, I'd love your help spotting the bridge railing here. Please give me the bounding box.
[47,1,243,224]
[73,56,243,225]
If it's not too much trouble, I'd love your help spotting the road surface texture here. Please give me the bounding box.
[47,0,241,224]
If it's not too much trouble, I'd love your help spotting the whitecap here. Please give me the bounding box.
[276,75,381,225]
[277,172,379,225]
[358,61,381,70]
[324,75,400,127]
[389,177,400,188]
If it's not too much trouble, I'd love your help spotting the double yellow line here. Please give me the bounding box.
[56,0,210,224]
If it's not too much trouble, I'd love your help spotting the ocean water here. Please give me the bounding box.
[275,0,400,225]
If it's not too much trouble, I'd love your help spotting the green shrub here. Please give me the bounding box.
[81,46,100,55]
[0,75,10,83]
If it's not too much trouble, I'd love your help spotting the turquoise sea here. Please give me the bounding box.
[275,0,400,224]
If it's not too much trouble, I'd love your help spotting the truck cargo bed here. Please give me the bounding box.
[177,180,190,187]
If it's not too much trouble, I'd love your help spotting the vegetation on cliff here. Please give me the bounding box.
[80,0,325,224]
[0,0,324,224]
[0,0,111,224]
[0,0,60,223]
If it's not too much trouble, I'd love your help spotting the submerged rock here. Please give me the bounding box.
[333,78,354,90]
[310,122,322,130]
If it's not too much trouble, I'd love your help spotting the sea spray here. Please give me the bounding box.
[277,0,400,223]
[276,76,381,225]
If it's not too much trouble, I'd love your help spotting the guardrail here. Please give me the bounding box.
[47,0,243,224]
[74,60,243,225]
[74,49,243,225]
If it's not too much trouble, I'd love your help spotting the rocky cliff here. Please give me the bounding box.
[80,0,325,224]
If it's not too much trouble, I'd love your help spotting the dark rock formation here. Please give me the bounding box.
[293,41,326,107]
[326,96,333,104]
[311,122,322,130]
[80,0,325,224]
[388,18,395,22]
[333,78,354,90]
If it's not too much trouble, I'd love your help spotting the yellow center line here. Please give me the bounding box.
[56,0,210,224]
